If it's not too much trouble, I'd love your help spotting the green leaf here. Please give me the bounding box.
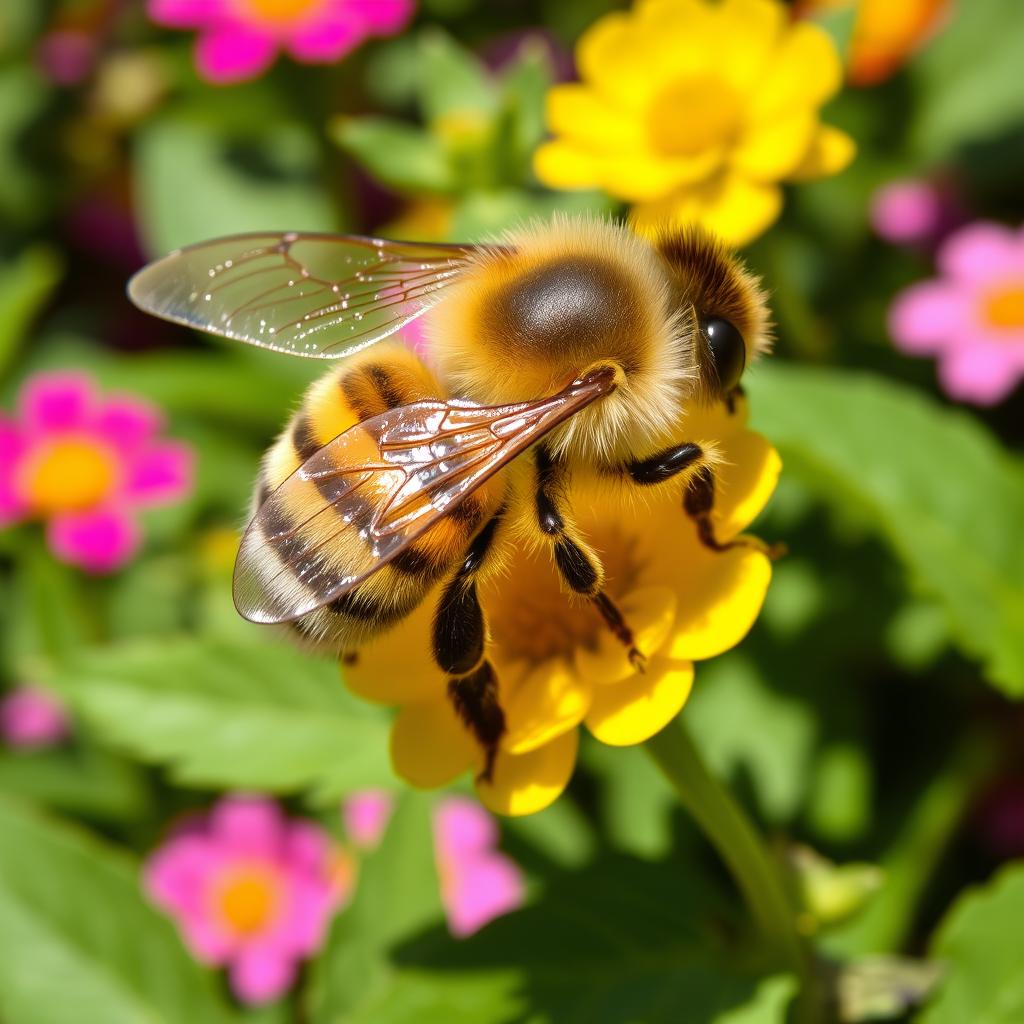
[330,117,455,194]
[912,0,1024,160]
[0,745,149,823]
[417,30,497,124]
[0,64,52,226]
[134,112,339,255]
[348,852,792,1024]
[918,864,1024,1024]
[0,795,238,1024]
[36,636,393,800]
[309,792,444,1022]
[497,39,553,174]
[687,655,817,824]
[748,364,1024,695]
[0,246,62,379]
[24,333,317,433]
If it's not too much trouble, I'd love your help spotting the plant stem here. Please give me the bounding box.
[646,715,819,1017]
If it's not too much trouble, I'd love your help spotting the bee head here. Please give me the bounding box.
[654,225,772,402]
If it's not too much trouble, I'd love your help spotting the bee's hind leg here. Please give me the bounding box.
[432,510,506,783]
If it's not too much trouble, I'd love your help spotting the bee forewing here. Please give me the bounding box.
[127,232,492,359]
[233,366,618,623]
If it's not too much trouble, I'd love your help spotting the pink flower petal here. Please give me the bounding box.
[889,281,967,355]
[94,396,164,454]
[47,506,140,573]
[342,790,394,850]
[0,686,70,748]
[285,19,361,63]
[0,419,29,524]
[434,797,498,863]
[0,418,26,467]
[348,0,415,33]
[144,835,217,916]
[124,442,195,506]
[210,796,285,857]
[271,876,336,954]
[870,180,942,245]
[938,344,1023,406]
[284,821,331,874]
[18,372,95,435]
[0,485,27,527]
[230,945,296,1004]
[442,854,524,938]
[195,26,278,83]
[939,222,1024,284]
[179,915,236,965]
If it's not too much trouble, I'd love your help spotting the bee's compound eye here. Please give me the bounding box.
[703,317,746,392]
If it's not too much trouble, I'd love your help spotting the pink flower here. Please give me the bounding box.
[148,0,415,84]
[342,789,394,850]
[0,687,70,748]
[870,178,966,248]
[0,371,193,572]
[144,796,351,1005]
[889,222,1024,405]
[871,180,944,246]
[433,797,524,938]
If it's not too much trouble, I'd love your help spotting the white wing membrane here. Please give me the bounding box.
[127,232,490,359]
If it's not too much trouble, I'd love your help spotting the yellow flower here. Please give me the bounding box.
[534,0,856,246]
[344,396,781,816]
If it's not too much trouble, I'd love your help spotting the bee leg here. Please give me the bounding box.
[626,442,780,558]
[536,447,645,669]
[433,511,506,783]
[684,465,784,559]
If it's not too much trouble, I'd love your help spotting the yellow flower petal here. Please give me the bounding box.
[668,545,772,661]
[533,140,600,191]
[343,598,444,705]
[477,729,578,816]
[585,658,694,746]
[709,0,787,90]
[788,124,856,182]
[576,13,658,110]
[535,141,721,203]
[546,84,644,151]
[733,111,818,182]
[631,172,783,247]
[503,660,591,755]
[599,151,725,201]
[751,22,843,119]
[714,432,782,539]
[391,699,476,789]
[574,585,678,685]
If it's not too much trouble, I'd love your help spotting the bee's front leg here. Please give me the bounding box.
[433,511,506,783]
[625,442,779,557]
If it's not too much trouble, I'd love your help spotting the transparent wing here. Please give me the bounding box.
[127,232,503,359]
[233,366,618,623]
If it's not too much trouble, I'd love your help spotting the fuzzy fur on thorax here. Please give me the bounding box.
[427,216,695,467]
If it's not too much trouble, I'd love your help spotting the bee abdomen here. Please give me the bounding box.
[248,343,499,653]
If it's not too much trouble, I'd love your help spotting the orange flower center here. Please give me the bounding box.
[18,438,118,515]
[238,0,322,25]
[214,865,282,935]
[983,283,1024,331]
[648,74,742,157]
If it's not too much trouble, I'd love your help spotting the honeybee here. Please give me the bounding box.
[129,217,770,778]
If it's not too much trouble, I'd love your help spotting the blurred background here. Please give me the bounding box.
[1,1,1023,1022]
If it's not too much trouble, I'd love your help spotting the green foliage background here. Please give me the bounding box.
[1,1,1023,1022]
